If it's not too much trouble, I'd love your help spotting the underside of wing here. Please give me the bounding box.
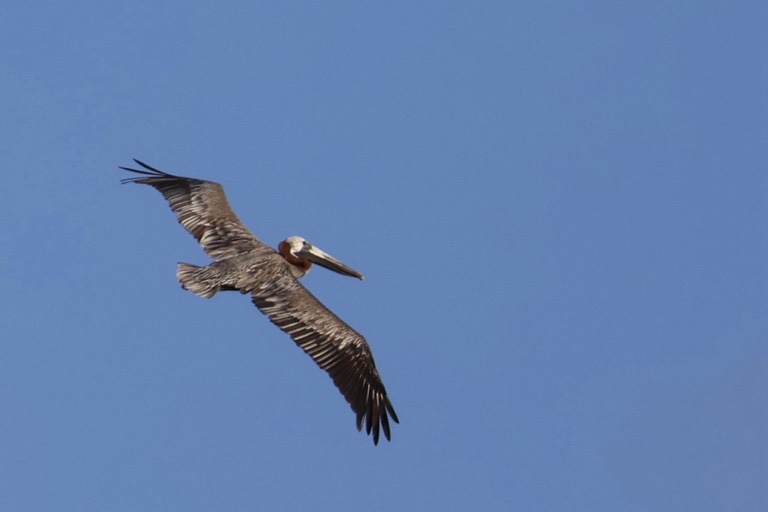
[121,159,269,260]
[250,270,399,444]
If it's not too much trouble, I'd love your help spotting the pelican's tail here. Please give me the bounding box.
[177,263,221,299]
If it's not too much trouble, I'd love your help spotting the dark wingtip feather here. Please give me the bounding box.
[354,398,399,445]
[131,158,163,173]
[365,399,374,435]
[381,410,391,441]
[387,400,400,424]
[119,159,180,184]
[119,166,157,184]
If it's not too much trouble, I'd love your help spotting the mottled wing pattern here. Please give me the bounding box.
[120,159,268,260]
[250,269,399,444]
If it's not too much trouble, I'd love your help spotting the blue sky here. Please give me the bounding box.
[1,1,766,510]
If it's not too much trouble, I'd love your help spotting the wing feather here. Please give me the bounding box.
[120,159,268,260]
[250,270,399,444]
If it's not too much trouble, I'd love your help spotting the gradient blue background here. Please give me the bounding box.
[1,2,766,510]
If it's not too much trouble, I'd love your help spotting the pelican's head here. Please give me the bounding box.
[278,236,364,280]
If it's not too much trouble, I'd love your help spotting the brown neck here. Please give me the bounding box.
[278,241,312,277]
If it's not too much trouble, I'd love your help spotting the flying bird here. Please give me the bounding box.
[120,159,398,444]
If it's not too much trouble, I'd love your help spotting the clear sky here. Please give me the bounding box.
[1,1,766,510]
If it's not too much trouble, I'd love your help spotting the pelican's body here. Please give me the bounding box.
[120,159,398,444]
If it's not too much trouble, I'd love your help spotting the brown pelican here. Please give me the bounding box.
[120,159,398,444]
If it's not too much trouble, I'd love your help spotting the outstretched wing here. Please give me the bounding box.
[120,159,269,260]
[250,268,399,444]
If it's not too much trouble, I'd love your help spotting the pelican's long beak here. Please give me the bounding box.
[297,243,365,280]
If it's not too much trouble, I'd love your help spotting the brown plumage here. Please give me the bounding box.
[120,159,398,444]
